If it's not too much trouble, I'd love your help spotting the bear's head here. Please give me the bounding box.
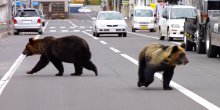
[22,37,54,56]
[164,43,189,66]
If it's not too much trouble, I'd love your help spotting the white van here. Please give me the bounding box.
[131,6,156,32]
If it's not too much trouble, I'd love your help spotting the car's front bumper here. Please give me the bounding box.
[132,23,155,30]
[96,27,127,34]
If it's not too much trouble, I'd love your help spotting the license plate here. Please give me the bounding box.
[110,29,116,32]
[141,26,148,30]
[22,20,32,23]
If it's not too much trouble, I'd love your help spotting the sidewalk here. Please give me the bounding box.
[0,23,10,39]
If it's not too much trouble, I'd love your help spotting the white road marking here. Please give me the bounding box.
[128,31,181,45]
[100,41,107,45]
[68,20,78,28]
[50,27,56,29]
[70,27,75,28]
[82,31,220,110]
[120,54,220,110]
[85,30,92,32]
[61,30,68,32]
[73,30,80,32]
[0,20,50,96]
[60,27,66,29]
[110,47,120,53]
[82,31,98,40]
[79,26,86,28]
[50,30,56,32]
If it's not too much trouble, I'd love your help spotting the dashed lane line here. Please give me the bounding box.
[83,31,220,110]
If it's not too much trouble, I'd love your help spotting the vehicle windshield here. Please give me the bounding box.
[134,9,153,17]
[170,8,196,19]
[97,12,123,20]
[15,10,39,17]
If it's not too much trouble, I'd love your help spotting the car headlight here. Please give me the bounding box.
[171,24,180,28]
[149,20,154,23]
[97,24,105,28]
[118,24,127,27]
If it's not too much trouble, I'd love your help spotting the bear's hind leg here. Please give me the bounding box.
[82,60,98,76]
[50,58,64,76]
[163,67,175,90]
[71,63,83,76]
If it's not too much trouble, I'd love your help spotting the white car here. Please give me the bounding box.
[92,11,128,37]
[158,5,196,41]
[131,6,156,32]
[78,7,92,13]
[13,9,43,35]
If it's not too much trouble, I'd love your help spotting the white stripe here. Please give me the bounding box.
[85,30,92,32]
[120,54,220,110]
[128,31,181,45]
[50,30,56,32]
[60,27,66,29]
[70,27,75,28]
[100,41,107,45]
[109,47,120,53]
[50,27,56,29]
[73,30,80,32]
[61,30,68,32]
[82,31,98,40]
[0,33,43,95]
[68,20,77,27]
[79,26,86,28]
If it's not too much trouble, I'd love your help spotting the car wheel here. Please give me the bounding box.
[167,28,173,41]
[184,29,193,51]
[206,24,218,58]
[150,29,155,32]
[123,33,127,37]
[42,22,45,26]
[14,30,19,35]
[195,30,206,54]
[159,27,164,40]
[132,27,136,32]
[93,32,95,36]
[96,33,100,37]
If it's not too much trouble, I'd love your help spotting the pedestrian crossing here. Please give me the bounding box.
[46,26,93,33]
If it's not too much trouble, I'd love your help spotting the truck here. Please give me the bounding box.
[184,0,220,57]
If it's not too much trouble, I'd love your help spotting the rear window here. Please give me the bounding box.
[15,10,39,17]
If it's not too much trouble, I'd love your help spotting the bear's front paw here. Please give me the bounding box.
[70,73,82,76]
[26,71,34,74]
[163,86,173,90]
[55,73,63,76]
[137,81,144,87]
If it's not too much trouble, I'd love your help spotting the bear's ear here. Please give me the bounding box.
[29,38,34,45]
[180,43,186,49]
[171,45,179,54]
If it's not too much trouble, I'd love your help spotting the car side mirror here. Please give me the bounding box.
[163,15,168,19]
[213,23,220,33]
[131,14,133,17]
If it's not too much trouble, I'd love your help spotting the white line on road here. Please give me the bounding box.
[0,21,49,96]
[82,31,98,40]
[60,27,66,29]
[109,47,120,53]
[68,20,78,28]
[61,30,68,32]
[120,54,220,110]
[50,30,56,32]
[100,41,107,45]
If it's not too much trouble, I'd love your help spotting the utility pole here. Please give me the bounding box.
[7,0,12,35]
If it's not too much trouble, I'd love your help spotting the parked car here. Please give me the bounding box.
[158,5,196,41]
[37,10,45,26]
[13,9,43,35]
[92,11,128,37]
[131,6,156,32]
[78,7,92,13]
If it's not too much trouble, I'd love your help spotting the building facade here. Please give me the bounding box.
[0,0,7,23]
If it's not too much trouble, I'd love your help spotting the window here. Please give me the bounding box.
[51,2,64,12]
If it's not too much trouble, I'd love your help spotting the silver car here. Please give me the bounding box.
[13,9,43,35]
[92,11,128,37]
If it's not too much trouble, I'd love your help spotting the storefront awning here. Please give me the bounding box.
[16,1,25,7]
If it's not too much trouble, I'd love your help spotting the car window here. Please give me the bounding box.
[134,9,153,17]
[97,12,123,20]
[15,10,39,17]
[170,8,196,19]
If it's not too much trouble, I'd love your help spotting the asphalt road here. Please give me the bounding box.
[0,12,220,110]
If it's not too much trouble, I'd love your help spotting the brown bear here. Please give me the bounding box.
[138,43,188,90]
[22,35,97,76]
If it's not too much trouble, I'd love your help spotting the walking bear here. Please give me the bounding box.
[138,43,188,90]
[22,35,98,76]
